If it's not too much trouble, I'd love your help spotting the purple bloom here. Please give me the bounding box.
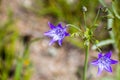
[44,22,70,46]
[91,51,118,75]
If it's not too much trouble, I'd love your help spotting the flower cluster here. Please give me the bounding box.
[91,51,118,75]
[44,22,69,46]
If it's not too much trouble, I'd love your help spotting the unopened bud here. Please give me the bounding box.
[82,6,87,12]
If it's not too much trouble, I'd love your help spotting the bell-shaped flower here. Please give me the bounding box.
[44,22,70,46]
[91,51,118,75]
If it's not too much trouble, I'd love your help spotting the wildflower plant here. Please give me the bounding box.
[44,6,118,80]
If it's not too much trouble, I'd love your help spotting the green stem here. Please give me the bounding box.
[83,44,89,80]
[66,24,81,31]
[83,12,87,29]
[95,43,102,52]
[91,8,100,28]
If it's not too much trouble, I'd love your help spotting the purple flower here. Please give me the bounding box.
[91,51,118,75]
[44,22,70,46]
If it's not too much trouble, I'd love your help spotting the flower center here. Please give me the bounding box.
[98,57,111,65]
[55,28,65,38]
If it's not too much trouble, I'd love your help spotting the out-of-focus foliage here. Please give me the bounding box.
[99,0,120,58]
[111,0,120,59]
[0,9,32,80]
[111,1,120,80]
[99,0,120,80]
[33,0,99,25]
[0,9,18,80]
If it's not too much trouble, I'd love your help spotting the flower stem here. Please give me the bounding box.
[66,24,81,31]
[83,12,87,29]
[91,8,101,28]
[83,44,89,80]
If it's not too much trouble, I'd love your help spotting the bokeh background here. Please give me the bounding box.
[0,0,120,80]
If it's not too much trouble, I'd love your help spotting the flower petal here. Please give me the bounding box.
[44,32,53,37]
[110,59,118,64]
[104,65,112,72]
[97,64,104,75]
[49,39,56,46]
[65,32,70,36]
[57,23,63,29]
[104,51,112,58]
[44,31,51,35]
[98,53,102,58]
[48,22,55,29]
[58,39,63,46]
[91,60,99,66]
